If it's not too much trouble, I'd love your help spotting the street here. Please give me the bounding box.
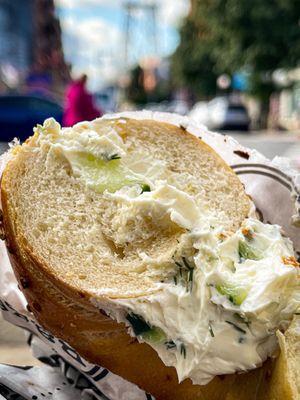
[231,131,300,162]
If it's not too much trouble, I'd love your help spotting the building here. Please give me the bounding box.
[0,0,69,99]
[34,0,70,91]
[278,69,300,130]
[0,0,34,73]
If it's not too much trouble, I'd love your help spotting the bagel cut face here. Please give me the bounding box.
[1,117,250,300]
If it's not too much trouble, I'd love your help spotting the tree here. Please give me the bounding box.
[172,9,220,98]
[206,0,300,72]
[172,0,300,125]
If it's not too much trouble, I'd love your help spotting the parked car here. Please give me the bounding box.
[144,100,189,115]
[190,97,250,131]
[0,95,63,142]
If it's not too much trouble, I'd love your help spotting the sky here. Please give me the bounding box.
[54,0,190,90]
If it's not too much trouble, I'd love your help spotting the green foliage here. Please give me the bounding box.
[207,0,300,72]
[172,0,300,101]
[172,15,219,98]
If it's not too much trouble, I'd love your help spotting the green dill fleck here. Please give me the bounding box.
[180,343,187,358]
[174,260,183,268]
[140,183,151,193]
[126,313,151,336]
[182,257,194,292]
[238,241,262,261]
[172,257,195,292]
[187,268,194,292]
[225,320,247,334]
[173,258,183,277]
[165,340,176,350]
[295,312,300,315]
[182,257,193,271]
[109,153,121,160]
[188,269,194,282]
[233,313,251,327]
[209,322,215,337]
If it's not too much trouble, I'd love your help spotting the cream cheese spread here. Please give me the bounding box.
[34,118,167,194]
[35,118,300,385]
[112,218,299,384]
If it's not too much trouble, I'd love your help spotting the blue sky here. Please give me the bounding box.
[54,0,190,90]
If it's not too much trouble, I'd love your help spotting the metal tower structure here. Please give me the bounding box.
[123,0,158,67]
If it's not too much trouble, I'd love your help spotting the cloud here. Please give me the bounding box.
[158,0,190,27]
[64,17,120,46]
[55,0,190,26]
[60,15,123,87]
[55,0,120,11]
[55,0,190,89]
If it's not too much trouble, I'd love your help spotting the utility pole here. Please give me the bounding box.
[123,0,158,67]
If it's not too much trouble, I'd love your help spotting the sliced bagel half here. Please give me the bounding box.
[1,116,250,300]
[2,115,284,400]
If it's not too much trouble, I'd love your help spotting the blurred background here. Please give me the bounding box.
[0,0,299,161]
[0,0,299,365]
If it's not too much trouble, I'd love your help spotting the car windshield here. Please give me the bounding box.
[228,105,247,112]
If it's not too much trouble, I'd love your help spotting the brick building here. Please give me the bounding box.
[0,0,69,100]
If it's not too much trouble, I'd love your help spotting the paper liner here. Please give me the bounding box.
[0,112,299,399]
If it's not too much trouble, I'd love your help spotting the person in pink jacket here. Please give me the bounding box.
[63,74,102,127]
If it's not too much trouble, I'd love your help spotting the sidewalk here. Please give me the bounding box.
[0,314,39,366]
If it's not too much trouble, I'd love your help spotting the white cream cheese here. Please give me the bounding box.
[33,118,172,195]
[35,118,300,385]
[100,185,299,384]
[35,118,127,160]
[110,216,299,385]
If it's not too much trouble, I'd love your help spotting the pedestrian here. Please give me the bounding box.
[63,74,102,127]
